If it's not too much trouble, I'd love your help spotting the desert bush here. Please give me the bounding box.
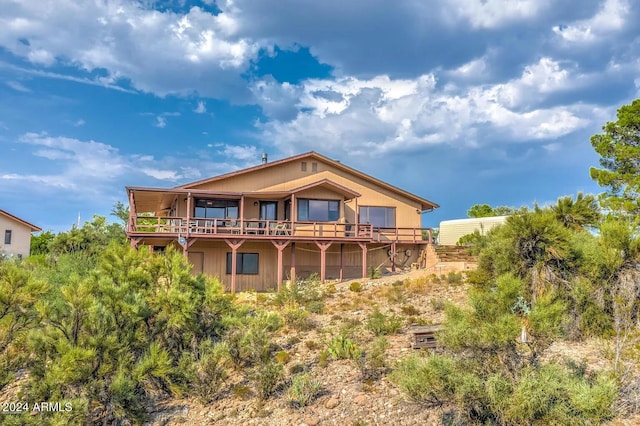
[327,334,362,362]
[307,300,325,314]
[288,373,322,408]
[253,360,284,400]
[429,298,445,312]
[366,310,403,336]
[400,305,421,316]
[283,306,315,331]
[349,281,363,292]
[368,266,381,279]
[446,271,463,285]
[305,340,321,351]
[275,350,290,364]
[360,336,389,380]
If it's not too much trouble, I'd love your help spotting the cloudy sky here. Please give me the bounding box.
[1,0,639,232]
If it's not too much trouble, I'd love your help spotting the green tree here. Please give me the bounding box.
[552,192,601,231]
[467,204,495,218]
[590,99,640,214]
[30,230,55,256]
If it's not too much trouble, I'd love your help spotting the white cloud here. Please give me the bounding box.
[255,58,593,158]
[553,0,630,43]
[6,80,30,92]
[74,119,85,127]
[0,1,260,97]
[446,0,550,29]
[155,116,167,128]
[194,100,207,113]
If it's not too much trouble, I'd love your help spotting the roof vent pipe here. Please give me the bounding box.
[261,153,268,164]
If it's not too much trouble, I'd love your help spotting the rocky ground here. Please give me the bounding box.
[149,269,468,426]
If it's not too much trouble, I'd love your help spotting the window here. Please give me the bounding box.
[194,199,238,219]
[226,253,259,274]
[301,162,307,171]
[4,230,11,245]
[311,162,318,172]
[359,206,395,228]
[260,201,277,221]
[297,199,339,222]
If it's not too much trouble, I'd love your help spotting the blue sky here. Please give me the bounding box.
[1,0,639,232]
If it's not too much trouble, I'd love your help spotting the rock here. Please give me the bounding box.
[353,394,368,404]
[325,397,340,409]
[303,415,321,426]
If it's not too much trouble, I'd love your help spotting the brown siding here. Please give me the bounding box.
[185,241,422,291]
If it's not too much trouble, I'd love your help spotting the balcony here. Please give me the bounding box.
[128,216,433,244]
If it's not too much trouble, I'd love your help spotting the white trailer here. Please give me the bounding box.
[438,216,508,245]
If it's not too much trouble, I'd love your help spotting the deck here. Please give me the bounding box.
[128,216,433,244]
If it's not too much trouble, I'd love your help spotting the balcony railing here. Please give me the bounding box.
[130,216,433,243]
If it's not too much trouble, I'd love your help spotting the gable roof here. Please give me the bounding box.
[0,209,42,232]
[178,152,439,210]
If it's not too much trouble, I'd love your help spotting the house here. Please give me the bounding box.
[126,152,439,292]
[0,209,42,258]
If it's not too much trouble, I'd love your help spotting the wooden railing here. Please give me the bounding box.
[130,216,433,242]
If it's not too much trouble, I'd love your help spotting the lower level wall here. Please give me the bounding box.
[183,240,426,292]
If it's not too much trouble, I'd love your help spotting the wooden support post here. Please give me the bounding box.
[391,242,396,272]
[315,241,332,283]
[224,239,245,294]
[186,192,192,236]
[271,240,291,291]
[128,190,136,232]
[339,243,345,281]
[290,242,296,286]
[358,242,368,279]
[130,237,141,249]
[240,195,245,235]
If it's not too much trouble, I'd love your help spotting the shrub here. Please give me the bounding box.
[327,335,362,362]
[361,336,389,380]
[288,373,322,408]
[253,360,283,400]
[191,341,229,403]
[349,281,363,292]
[446,271,463,284]
[430,298,445,312]
[284,306,315,331]
[366,310,403,336]
[305,340,321,351]
[275,350,290,364]
[368,266,381,279]
[307,300,325,314]
[400,305,421,316]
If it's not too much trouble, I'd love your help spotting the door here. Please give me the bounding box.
[259,201,277,225]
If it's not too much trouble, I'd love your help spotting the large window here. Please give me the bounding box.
[359,206,396,228]
[194,199,238,219]
[4,230,11,245]
[226,253,259,275]
[297,199,339,222]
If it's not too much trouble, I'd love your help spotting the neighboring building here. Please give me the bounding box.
[126,151,438,292]
[0,209,42,258]
[438,216,508,245]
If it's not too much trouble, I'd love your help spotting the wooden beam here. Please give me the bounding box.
[224,239,246,294]
[315,241,333,283]
[358,242,368,279]
[339,243,344,281]
[290,242,296,286]
[128,190,136,232]
[271,240,291,291]
[186,192,193,236]
[130,237,141,249]
[391,242,396,272]
[240,195,245,235]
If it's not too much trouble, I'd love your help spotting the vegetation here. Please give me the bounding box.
[3,100,639,424]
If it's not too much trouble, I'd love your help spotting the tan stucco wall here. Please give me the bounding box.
[185,159,424,228]
[0,215,33,258]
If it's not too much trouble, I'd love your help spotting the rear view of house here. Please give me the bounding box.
[0,209,42,258]
[126,152,439,292]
